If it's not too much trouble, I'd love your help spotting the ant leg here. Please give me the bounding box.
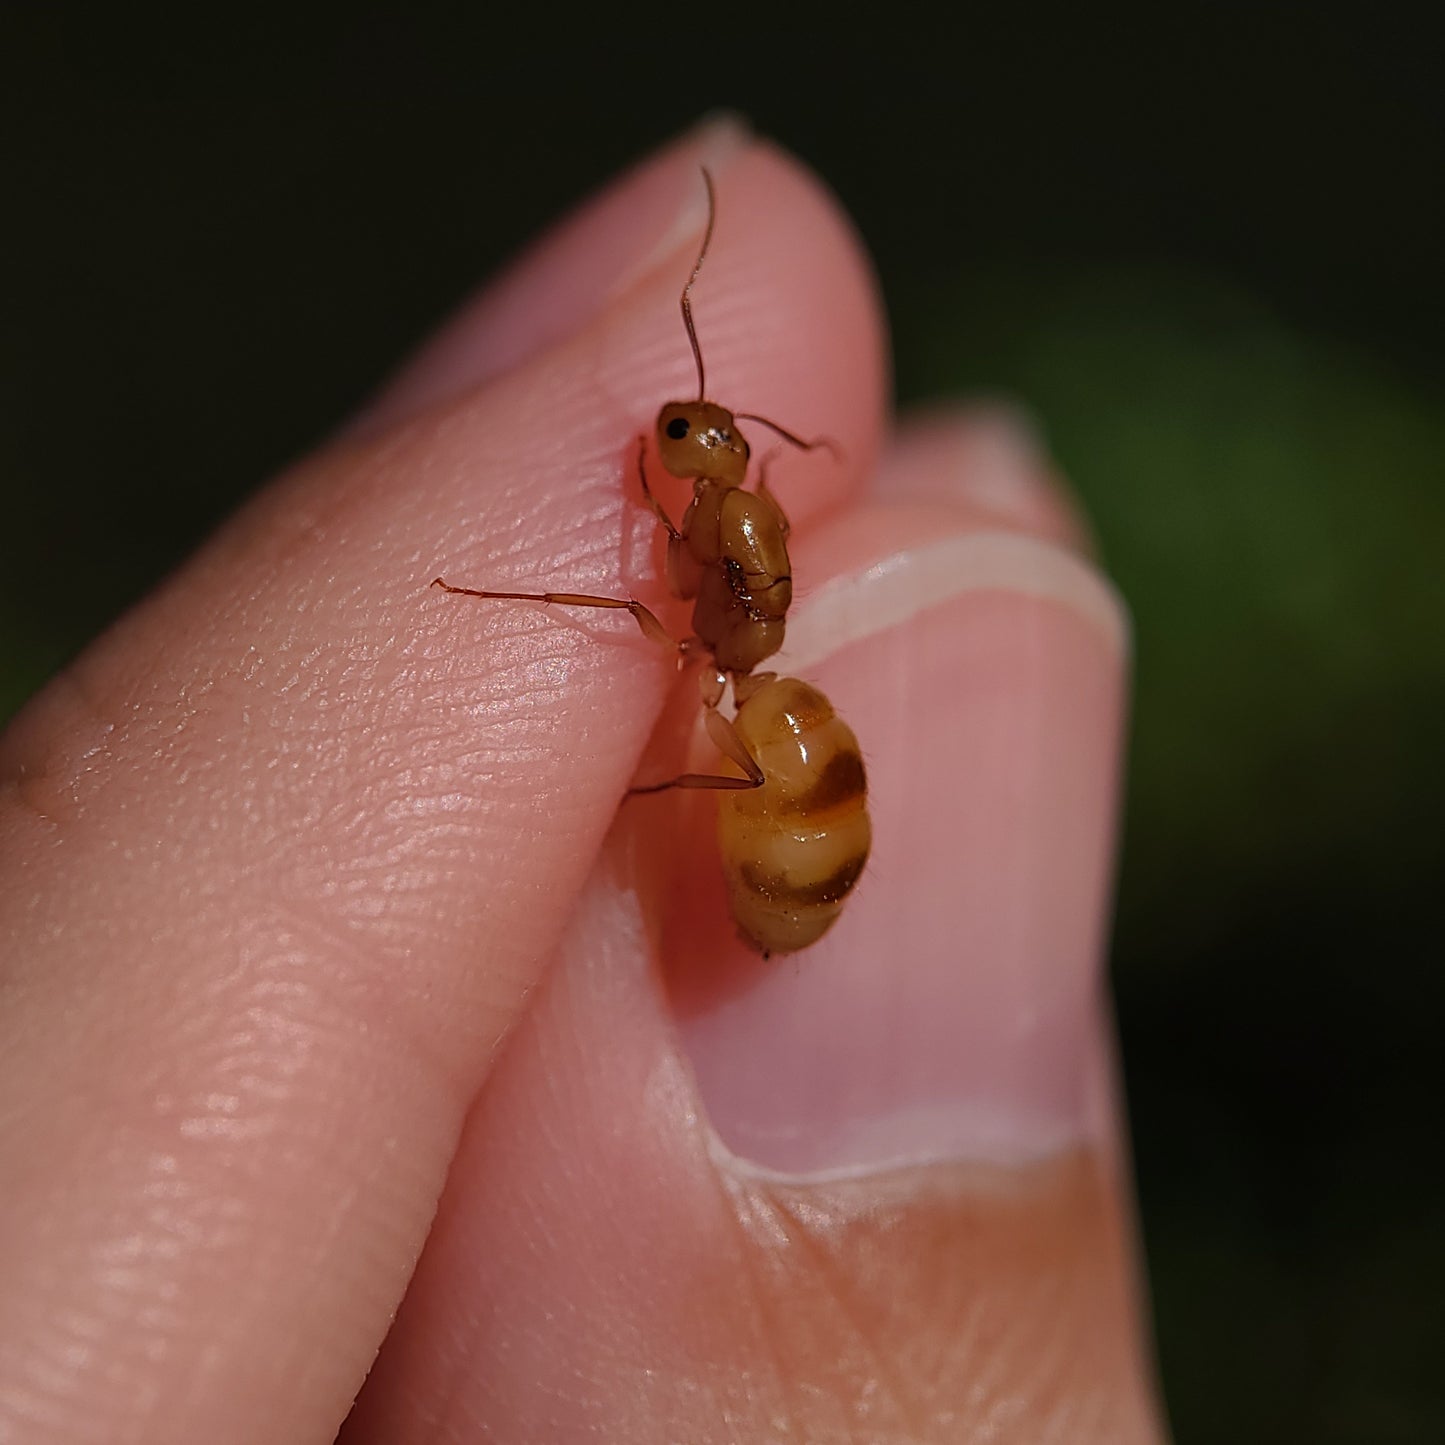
[431,577,677,651]
[752,459,791,540]
[628,771,757,795]
[638,436,699,601]
[635,436,681,540]
[628,706,764,796]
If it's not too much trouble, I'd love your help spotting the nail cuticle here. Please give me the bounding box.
[775,527,1129,681]
[702,1106,1103,1186]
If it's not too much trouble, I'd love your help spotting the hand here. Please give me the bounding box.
[0,119,1164,1443]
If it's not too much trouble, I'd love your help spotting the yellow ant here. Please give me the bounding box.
[432,171,869,955]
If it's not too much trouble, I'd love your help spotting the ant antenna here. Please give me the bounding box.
[681,168,718,402]
[734,412,842,460]
[677,170,840,462]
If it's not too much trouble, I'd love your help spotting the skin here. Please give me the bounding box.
[0,123,1167,1443]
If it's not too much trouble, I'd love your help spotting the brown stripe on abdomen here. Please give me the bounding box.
[776,749,867,817]
[735,848,869,909]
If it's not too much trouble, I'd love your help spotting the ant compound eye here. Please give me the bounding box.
[666,416,690,441]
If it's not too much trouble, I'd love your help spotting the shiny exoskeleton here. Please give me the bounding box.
[631,671,870,956]
[640,424,792,674]
[714,675,871,955]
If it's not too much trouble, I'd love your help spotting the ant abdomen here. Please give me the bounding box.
[718,677,871,956]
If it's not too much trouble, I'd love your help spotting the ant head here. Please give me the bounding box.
[656,401,750,487]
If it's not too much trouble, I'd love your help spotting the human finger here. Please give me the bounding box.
[868,401,1095,554]
[0,132,886,1444]
[344,414,1164,1442]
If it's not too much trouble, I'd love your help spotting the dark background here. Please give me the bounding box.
[4,9,1442,1440]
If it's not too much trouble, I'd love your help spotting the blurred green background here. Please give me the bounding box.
[3,9,1441,1440]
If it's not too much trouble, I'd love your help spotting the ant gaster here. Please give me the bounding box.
[632,671,870,957]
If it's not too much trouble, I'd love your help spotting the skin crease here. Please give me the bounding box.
[0,126,1166,1444]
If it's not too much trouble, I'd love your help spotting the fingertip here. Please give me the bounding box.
[875,402,1097,555]
[345,123,889,527]
[348,112,753,438]
[692,136,889,514]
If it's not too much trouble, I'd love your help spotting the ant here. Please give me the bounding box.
[431,170,869,954]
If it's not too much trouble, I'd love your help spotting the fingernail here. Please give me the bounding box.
[667,527,1129,1176]
[876,402,1094,554]
[350,112,750,435]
